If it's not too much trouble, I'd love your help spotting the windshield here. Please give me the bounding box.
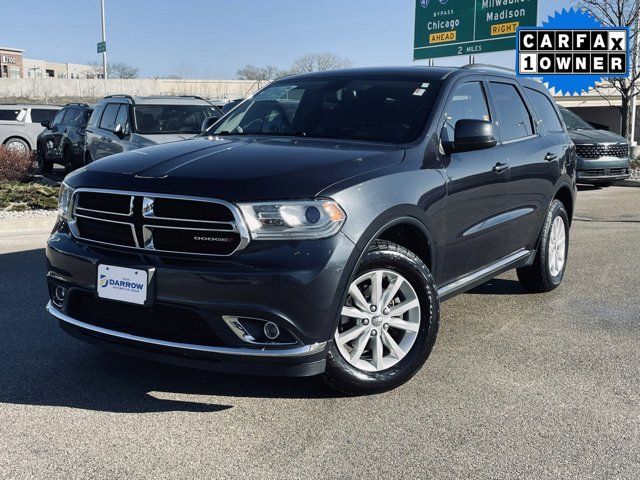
[560,108,593,130]
[210,77,442,143]
[134,105,219,134]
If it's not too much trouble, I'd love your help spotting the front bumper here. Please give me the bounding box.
[46,224,359,376]
[576,156,630,183]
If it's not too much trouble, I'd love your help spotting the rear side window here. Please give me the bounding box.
[525,88,564,132]
[0,109,20,121]
[99,104,121,131]
[30,109,58,123]
[489,82,533,141]
[441,82,491,143]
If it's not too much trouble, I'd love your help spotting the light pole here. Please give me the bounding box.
[100,0,107,94]
[630,15,639,147]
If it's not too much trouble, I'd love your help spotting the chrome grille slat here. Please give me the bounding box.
[70,189,250,256]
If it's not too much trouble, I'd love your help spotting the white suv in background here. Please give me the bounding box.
[0,104,61,153]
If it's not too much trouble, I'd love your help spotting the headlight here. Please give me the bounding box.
[58,183,75,221]
[238,199,346,240]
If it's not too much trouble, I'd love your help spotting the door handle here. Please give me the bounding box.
[492,162,509,173]
[545,152,558,161]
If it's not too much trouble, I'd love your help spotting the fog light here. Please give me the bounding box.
[53,286,66,307]
[263,322,280,340]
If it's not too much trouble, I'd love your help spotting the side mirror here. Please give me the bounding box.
[114,123,125,139]
[444,119,497,154]
[40,120,50,129]
[201,116,221,133]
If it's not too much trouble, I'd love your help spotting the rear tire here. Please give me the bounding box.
[517,200,569,293]
[323,240,439,395]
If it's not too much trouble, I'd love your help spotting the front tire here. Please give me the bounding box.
[63,147,75,175]
[323,240,439,395]
[37,145,53,174]
[517,199,569,293]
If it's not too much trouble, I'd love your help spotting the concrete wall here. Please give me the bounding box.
[0,78,268,100]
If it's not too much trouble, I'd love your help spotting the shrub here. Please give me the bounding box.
[0,146,35,182]
[0,182,58,210]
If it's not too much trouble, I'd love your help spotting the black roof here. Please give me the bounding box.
[280,64,544,91]
[285,66,458,80]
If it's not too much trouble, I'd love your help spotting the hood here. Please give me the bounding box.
[68,136,405,201]
[567,128,628,145]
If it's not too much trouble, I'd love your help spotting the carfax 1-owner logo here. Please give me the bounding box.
[516,8,630,95]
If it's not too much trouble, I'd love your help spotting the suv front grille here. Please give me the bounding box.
[575,143,629,159]
[76,191,132,215]
[149,227,240,255]
[152,198,235,222]
[71,190,248,256]
[67,290,223,346]
[76,216,137,247]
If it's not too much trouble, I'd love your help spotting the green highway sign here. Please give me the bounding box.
[414,0,538,60]
[97,41,106,54]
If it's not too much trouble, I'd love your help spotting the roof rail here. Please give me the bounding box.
[460,63,515,73]
[103,94,135,104]
[177,95,214,104]
[64,102,90,107]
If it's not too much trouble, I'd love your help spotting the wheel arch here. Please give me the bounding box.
[375,218,433,271]
[349,205,436,273]
[328,207,437,336]
[553,183,574,225]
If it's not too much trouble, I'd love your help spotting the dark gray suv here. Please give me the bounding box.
[47,66,576,395]
[84,95,221,163]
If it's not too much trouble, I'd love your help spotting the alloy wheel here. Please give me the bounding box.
[548,216,566,277]
[335,269,421,372]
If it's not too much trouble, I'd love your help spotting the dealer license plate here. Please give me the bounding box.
[97,264,148,305]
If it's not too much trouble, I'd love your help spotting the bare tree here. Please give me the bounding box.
[289,53,353,74]
[88,61,139,79]
[109,62,139,79]
[576,0,640,140]
[236,54,352,81]
[237,64,282,81]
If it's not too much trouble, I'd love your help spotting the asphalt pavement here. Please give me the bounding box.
[0,183,639,479]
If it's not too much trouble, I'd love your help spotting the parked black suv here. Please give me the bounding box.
[46,66,576,394]
[84,95,221,163]
[559,107,630,186]
[37,103,93,174]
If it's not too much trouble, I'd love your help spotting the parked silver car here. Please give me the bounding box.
[0,104,60,153]
[85,95,221,162]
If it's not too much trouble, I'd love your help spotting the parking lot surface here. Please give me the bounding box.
[1,183,639,479]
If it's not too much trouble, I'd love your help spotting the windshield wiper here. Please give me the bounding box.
[210,131,247,136]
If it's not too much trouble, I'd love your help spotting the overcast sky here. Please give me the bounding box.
[3,0,574,78]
